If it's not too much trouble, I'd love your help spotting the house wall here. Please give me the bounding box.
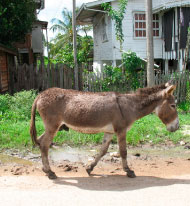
[111,0,163,60]
[0,51,9,92]
[91,0,190,72]
[93,12,114,72]
[32,23,43,53]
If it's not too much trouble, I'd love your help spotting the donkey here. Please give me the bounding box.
[30,83,179,179]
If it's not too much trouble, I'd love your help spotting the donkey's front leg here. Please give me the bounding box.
[86,133,113,175]
[117,132,136,178]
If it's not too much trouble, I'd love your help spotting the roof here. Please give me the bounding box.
[76,0,115,25]
[77,0,190,24]
[153,0,190,13]
[0,43,17,55]
[35,20,48,29]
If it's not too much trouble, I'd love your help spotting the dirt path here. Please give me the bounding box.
[0,145,190,206]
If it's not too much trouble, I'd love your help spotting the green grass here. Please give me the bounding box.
[0,90,190,150]
[0,113,190,150]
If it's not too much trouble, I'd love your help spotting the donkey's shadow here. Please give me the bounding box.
[53,174,190,191]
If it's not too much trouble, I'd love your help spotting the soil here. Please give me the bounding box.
[0,144,190,206]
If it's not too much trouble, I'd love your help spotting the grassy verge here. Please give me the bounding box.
[0,113,190,150]
[0,90,190,150]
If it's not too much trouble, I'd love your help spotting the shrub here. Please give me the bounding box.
[0,90,37,121]
[0,94,10,113]
[178,102,190,113]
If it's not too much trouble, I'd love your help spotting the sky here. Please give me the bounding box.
[38,0,95,39]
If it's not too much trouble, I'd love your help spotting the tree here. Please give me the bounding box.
[0,0,36,45]
[49,8,93,67]
[146,0,155,86]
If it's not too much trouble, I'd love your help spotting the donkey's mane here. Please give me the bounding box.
[125,92,161,109]
[136,83,166,95]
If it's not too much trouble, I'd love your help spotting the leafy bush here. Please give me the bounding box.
[101,65,124,91]
[98,51,143,91]
[122,51,143,90]
[178,102,190,113]
[0,90,37,121]
[0,94,10,113]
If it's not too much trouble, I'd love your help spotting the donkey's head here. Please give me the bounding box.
[155,84,179,132]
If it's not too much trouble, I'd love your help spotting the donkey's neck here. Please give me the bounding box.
[122,93,162,121]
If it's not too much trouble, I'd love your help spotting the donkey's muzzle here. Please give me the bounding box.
[166,118,179,132]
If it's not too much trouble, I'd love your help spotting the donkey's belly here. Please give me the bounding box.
[63,122,115,134]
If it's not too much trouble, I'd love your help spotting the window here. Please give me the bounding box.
[134,13,159,37]
[101,15,108,42]
[153,14,159,37]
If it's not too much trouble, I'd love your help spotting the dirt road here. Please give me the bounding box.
[0,145,190,206]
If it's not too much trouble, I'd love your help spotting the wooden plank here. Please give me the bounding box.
[55,64,60,87]
[51,64,55,87]
[25,64,30,90]
[64,65,68,89]
[60,64,64,88]
[29,64,34,90]
[47,64,51,88]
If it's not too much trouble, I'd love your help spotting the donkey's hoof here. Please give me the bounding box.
[86,167,92,175]
[48,171,57,179]
[127,170,136,178]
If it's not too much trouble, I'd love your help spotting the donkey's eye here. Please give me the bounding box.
[171,104,176,108]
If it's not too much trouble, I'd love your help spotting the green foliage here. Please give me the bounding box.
[101,0,128,50]
[178,102,190,113]
[95,51,143,91]
[0,0,36,45]
[0,94,9,114]
[0,90,37,121]
[122,51,143,89]
[48,8,93,67]
[101,65,124,91]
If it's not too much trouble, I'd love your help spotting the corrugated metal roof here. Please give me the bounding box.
[76,0,115,24]
[153,0,190,12]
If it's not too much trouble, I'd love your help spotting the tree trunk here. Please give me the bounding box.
[146,0,155,87]
[72,0,79,90]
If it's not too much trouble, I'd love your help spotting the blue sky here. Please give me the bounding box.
[38,0,95,39]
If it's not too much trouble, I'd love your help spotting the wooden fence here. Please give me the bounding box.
[8,63,190,104]
[154,71,190,103]
[9,63,79,93]
[83,70,190,103]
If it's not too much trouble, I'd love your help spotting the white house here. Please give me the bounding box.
[77,0,190,73]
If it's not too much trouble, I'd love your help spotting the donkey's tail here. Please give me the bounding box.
[30,98,40,146]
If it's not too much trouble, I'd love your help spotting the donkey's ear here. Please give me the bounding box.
[164,85,176,96]
[165,80,173,87]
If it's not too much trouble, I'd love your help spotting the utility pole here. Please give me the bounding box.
[146,0,155,87]
[72,0,79,90]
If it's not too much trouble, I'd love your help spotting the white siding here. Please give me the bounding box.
[93,13,114,62]
[32,24,43,53]
[92,0,190,70]
[112,0,163,60]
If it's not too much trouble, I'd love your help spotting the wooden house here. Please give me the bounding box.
[15,0,48,65]
[77,0,190,73]
[0,44,17,93]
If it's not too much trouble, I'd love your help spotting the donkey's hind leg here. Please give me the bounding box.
[38,126,59,179]
[117,131,136,178]
[86,133,113,175]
